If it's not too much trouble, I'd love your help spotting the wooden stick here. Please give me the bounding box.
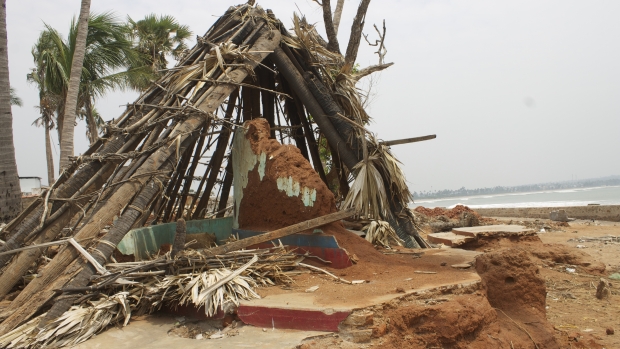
[298,262,351,284]
[204,207,357,256]
[67,238,107,275]
[0,239,68,257]
[380,134,436,146]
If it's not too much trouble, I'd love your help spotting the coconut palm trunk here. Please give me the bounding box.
[58,0,91,173]
[84,96,99,145]
[45,121,55,184]
[0,0,22,223]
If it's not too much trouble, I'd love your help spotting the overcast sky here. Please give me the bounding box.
[6,0,620,192]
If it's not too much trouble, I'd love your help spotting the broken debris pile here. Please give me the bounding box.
[414,205,483,233]
[0,246,298,348]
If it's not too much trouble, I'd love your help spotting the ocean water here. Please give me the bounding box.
[413,186,620,209]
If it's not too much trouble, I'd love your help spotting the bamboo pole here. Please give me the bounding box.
[175,128,208,219]
[191,91,239,219]
[216,159,233,218]
[0,165,113,298]
[37,163,175,327]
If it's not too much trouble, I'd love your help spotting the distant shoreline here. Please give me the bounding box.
[415,176,620,200]
[471,205,620,222]
[415,185,620,203]
[411,185,620,209]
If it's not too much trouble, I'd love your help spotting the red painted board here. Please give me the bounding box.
[164,304,226,320]
[238,305,350,332]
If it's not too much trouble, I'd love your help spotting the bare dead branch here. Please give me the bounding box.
[344,0,371,73]
[353,62,394,81]
[363,20,388,64]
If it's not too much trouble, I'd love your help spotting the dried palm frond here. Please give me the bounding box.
[0,293,131,349]
[342,154,389,220]
[363,220,403,249]
[159,255,260,316]
[371,141,413,206]
[284,14,343,73]
[1,247,297,349]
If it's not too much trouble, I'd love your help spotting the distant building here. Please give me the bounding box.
[19,176,42,196]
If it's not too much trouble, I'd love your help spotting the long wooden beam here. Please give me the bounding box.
[381,134,436,147]
[204,207,357,256]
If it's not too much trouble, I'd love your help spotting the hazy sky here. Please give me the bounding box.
[6,0,620,192]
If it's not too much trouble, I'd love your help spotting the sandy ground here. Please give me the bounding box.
[492,217,620,349]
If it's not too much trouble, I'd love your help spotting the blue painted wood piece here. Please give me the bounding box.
[117,218,352,268]
[117,217,234,259]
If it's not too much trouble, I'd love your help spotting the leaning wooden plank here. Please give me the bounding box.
[0,27,281,336]
[381,134,436,146]
[203,207,357,256]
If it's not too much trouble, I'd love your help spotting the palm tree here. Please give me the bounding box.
[28,32,58,185]
[33,11,153,173]
[27,75,58,186]
[31,107,57,186]
[0,0,22,223]
[59,0,90,173]
[126,14,192,73]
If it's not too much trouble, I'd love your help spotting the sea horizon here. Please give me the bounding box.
[412,185,620,209]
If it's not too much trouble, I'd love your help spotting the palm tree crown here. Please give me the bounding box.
[126,14,192,72]
[31,12,153,145]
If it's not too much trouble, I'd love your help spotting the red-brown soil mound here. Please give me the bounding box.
[377,249,561,349]
[476,248,547,313]
[462,234,606,275]
[238,119,338,231]
[379,294,503,349]
[476,249,560,349]
[414,205,481,219]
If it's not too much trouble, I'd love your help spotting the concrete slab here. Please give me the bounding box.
[238,248,481,330]
[452,224,533,237]
[238,274,481,331]
[427,232,474,246]
[73,315,327,349]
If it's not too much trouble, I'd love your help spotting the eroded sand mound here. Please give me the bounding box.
[378,294,503,349]
[414,204,481,220]
[302,248,562,349]
[462,234,607,275]
[476,249,547,313]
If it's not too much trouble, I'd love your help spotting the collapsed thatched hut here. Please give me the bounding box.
[0,2,427,338]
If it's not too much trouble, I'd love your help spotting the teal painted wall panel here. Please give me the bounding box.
[117,217,233,260]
